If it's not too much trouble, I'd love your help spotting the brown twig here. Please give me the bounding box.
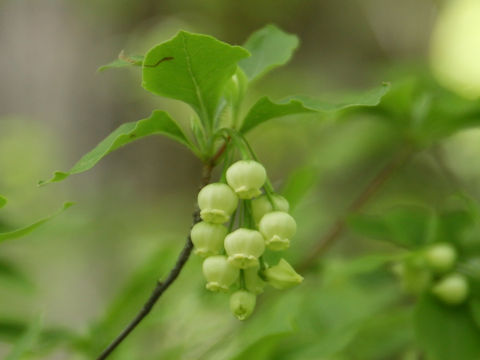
[96,142,228,359]
[298,146,413,272]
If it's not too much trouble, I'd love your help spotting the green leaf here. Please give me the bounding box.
[241,83,390,133]
[98,51,144,72]
[281,166,318,211]
[414,294,480,360]
[6,315,42,360]
[39,111,192,185]
[239,24,299,81]
[0,257,33,290]
[142,31,249,127]
[347,204,434,249]
[0,202,73,243]
[0,195,6,209]
[0,318,77,351]
[471,299,480,329]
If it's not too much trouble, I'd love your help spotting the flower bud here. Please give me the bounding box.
[259,211,297,251]
[244,267,266,294]
[264,259,303,289]
[226,160,267,199]
[191,222,228,257]
[395,256,432,295]
[424,243,457,273]
[202,255,239,292]
[224,228,265,269]
[198,183,238,224]
[229,290,256,320]
[432,273,469,305]
[251,194,290,224]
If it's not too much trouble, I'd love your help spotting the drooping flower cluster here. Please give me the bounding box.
[191,160,303,320]
[393,242,469,305]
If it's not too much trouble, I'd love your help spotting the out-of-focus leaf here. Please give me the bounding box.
[414,294,480,360]
[6,315,42,360]
[241,83,390,133]
[239,24,299,82]
[82,246,179,356]
[0,202,73,243]
[347,205,434,249]
[0,195,7,209]
[281,166,318,211]
[0,318,77,351]
[231,333,288,360]
[341,308,414,360]
[142,31,249,127]
[368,75,480,144]
[205,290,300,360]
[98,52,143,72]
[271,258,399,360]
[471,299,480,329]
[0,257,33,290]
[39,111,192,185]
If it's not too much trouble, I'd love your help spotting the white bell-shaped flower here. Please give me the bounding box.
[202,255,239,292]
[432,273,469,305]
[259,211,297,251]
[198,183,238,224]
[191,222,228,257]
[224,228,265,269]
[229,290,256,320]
[226,160,267,199]
[425,242,457,273]
[251,194,289,224]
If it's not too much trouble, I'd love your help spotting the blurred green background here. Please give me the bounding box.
[1,0,480,359]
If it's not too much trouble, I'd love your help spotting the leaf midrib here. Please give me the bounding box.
[181,32,210,127]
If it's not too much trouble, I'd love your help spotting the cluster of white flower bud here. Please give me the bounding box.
[393,242,469,306]
[192,160,303,320]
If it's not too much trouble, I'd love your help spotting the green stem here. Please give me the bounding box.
[228,207,237,232]
[239,269,246,289]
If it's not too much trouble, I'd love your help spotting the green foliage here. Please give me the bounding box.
[0,257,33,291]
[240,83,390,133]
[8,22,480,360]
[39,111,192,185]
[98,52,144,72]
[281,166,318,211]
[414,294,480,360]
[0,202,73,243]
[366,76,480,146]
[5,316,42,360]
[348,204,435,249]
[0,195,7,209]
[238,24,299,82]
[142,31,249,130]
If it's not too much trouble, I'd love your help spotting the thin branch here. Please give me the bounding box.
[96,146,228,359]
[298,146,413,272]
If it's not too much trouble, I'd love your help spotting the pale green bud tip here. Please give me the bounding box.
[202,255,239,292]
[230,290,256,320]
[198,183,238,224]
[225,228,265,269]
[191,222,228,258]
[226,160,267,199]
[432,273,469,305]
[259,211,297,251]
[425,243,457,273]
[251,194,290,224]
[264,259,303,290]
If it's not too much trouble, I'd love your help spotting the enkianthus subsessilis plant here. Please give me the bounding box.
[194,154,303,320]
[40,24,389,357]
